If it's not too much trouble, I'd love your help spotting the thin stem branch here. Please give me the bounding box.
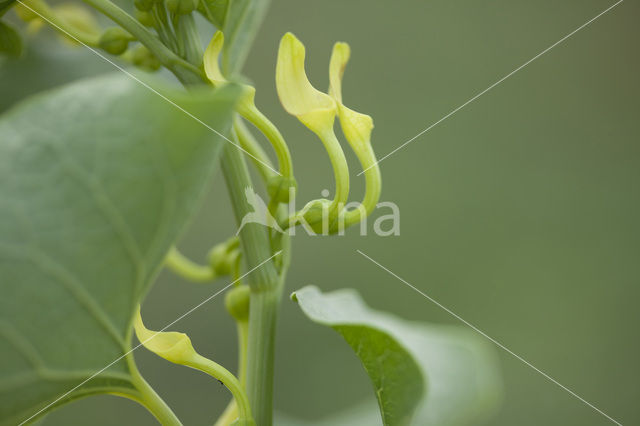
[186,354,253,423]
[165,247,216,282]
[127,359,183,426]
[81,0,203,82]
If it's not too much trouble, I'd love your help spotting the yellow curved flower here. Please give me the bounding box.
[203,30,226,86]
[328,42,381,229]
[276,33,349,227]
[133,308,198,364]
[276,32,337,136]
[204,31,294,186]
[133,308,254,424]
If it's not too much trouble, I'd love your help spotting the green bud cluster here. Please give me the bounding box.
[132,45,161,70]
[166,0,198,15]
[133,0,155,12]
[135,10,155,27]
[98,27,131,55]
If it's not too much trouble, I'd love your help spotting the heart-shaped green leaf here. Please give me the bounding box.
[0,73,238,425]
[292,286,503,426]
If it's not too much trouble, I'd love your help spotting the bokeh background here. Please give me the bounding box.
[1,0,639,424]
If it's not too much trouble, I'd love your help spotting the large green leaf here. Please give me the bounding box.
[292,286,503,426]
[222,0,270,74]
[0,73,238,424]
[0,20,21,58]
[0,0,16,16]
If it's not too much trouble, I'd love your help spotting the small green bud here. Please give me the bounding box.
[166,0,198,15]
[209,244,239,276]
[132,45,161,71]
[267,176,297,204]
[135,10,155,27]
[225,285,250,321]
[134,0,154,12]
[98,27,131,55]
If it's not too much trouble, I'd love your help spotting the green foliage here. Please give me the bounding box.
[0,21,21,57]
[292,286,503,426]
[199,0,229,28]
[0,73,238,424]
[222,0,270,74]
[0,0,15,16]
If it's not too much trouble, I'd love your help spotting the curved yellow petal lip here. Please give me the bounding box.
[134,309,195,365]
[329,42,374,151]
[204,31,257,111]
[204,31,226,86]
[276,32,336,135]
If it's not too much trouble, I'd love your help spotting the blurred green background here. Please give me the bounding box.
[1,0,638,424]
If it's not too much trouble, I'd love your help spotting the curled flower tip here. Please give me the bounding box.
[205,31,295,184]
[276,32,337,135]
[134,308,195,364]
[204,31,226,86]
[328,42,350,104]
[328,41,374,153]
[328,41,381,231]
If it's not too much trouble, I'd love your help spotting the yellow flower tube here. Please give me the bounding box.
[328,42,381,230]
[276,32,350,225]
[133,308,254,425]
[204,31,295,201]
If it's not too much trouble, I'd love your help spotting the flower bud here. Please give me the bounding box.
[166,0,198,15]
[225,285,250,321]
[135,10,155,27]
[132,45,161,71]
[208,238,240,276]
[134,0,155,12]
[98,27,130,55]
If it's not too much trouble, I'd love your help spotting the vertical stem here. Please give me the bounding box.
[245,288,281,425]
[221,140,282,426]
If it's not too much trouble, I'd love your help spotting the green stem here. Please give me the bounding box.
[234,117,276,183]
[221,140,283,426]
[238,104,294,179]
[127,359,183,426]
[174,14,202,66]
[80,0,203,82]
[185,353,253,423]
[165,247,216,282]
[317,128,350,217]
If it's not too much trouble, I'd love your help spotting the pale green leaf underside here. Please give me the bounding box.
[292,286,503,426]
[0,74,238,424]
